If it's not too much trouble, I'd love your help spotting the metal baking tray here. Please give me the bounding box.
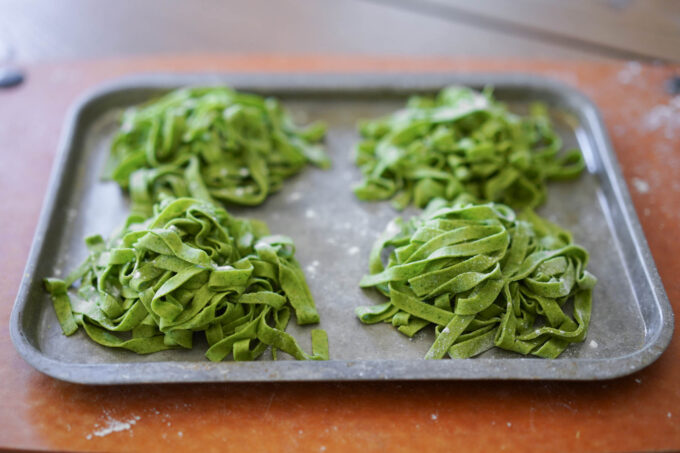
[10,73,674,384]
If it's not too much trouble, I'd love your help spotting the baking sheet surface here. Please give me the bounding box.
[10,74,673,383]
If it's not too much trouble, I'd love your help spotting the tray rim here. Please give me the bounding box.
[9,72,674,384]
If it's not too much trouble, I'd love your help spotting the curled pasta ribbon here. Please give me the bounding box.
[356,196,596,359]
[353,86,585,210]
[44,197,328,362]
[105,87,330,217]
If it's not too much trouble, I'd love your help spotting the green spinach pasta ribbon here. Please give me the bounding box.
[356,196,596,359]
[353,86,585,210]
[44,197,328,362]
[105,87,330,217]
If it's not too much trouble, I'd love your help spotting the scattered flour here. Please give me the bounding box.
[632,177,650,194]
[305,209,317,219]
[348,246,360,256]
[643,96,680,140]
[430,413,438,420]
[287,192,302,202]
[668,412,672,418]
[384,220,401,237]
[617,61,642,85]
[507,422,512,428]
[305,260,320,276]
[635,378,642,384]
[589,340,598,348]
[90,415,140,438]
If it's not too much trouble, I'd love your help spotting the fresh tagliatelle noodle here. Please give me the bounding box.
[43,83,599,367]
[44,197,328,362]
[105,87,330,217]
[353,86,585,210]
[356,196,597,359]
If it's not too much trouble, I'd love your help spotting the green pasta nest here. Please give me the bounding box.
[353,86,585,210]
[44,197,328,362]
[357,196,596,359]
[105,87,330,217]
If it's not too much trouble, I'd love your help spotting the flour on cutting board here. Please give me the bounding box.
[632,177,650,194]
[642,96,680,140]
[86,414,141,439]
[617,61,642,85]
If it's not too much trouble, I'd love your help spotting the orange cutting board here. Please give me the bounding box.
[0,56,678,452]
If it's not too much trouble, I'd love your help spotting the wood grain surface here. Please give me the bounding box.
[0,56,679,452]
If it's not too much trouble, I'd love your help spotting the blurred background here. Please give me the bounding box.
[0,0,678,65]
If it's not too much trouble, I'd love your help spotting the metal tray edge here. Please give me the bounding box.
[9,72,674,384]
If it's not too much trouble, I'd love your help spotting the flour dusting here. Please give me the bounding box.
[90,415,140,438]
[305,260,320,277]
[632,177,650,194]
[643,96,680,140]
[617,61,642,85]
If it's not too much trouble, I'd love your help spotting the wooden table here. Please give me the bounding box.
[1,56,679,452]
